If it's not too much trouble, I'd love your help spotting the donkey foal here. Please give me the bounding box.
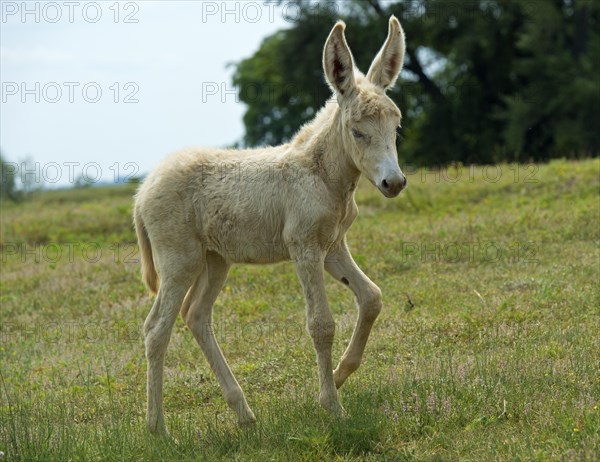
[134,16,407,434]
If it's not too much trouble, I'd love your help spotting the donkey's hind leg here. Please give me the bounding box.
[182,251,256,425]
[144,245,202,435]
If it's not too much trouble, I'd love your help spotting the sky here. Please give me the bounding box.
[1,1,295,187]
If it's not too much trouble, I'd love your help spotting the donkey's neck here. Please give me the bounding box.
[291,101,360,198]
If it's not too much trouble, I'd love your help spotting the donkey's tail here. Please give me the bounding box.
[134,204,159,295]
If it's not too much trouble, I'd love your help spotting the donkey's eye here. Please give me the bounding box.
[352,129,364,139]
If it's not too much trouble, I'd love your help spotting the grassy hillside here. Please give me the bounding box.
[1,159,599,461]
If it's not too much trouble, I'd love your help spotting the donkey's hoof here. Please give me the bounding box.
[238,411,257,427]
[150,428,172,441]
[320,394,347,419]
[147,420,169,438]
[333,405,348,419]
[325,404,348,420]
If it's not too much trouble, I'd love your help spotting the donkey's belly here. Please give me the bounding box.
[213,236,290,264]
[200,211,290,264]
[211,227,290,264]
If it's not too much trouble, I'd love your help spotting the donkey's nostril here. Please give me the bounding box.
[379,176,406,197]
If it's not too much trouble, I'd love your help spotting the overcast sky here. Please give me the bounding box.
[1,1,297,187]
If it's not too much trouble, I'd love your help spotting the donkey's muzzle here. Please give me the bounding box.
[379,174,407,198]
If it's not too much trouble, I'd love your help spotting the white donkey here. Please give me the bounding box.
[134,16,407,434]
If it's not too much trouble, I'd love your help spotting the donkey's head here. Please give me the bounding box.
[323,16,407,197]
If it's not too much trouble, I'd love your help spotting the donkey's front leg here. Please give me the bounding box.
[293,254,345,417]
[325,241,382,389]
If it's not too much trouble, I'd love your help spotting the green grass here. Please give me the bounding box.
[1,159,599,461]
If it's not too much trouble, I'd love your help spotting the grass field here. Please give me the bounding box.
[1,159,599,461]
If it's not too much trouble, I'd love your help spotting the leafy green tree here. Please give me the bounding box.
[232,0,599,163]
[500,0,600,158]
[232,13,334,146]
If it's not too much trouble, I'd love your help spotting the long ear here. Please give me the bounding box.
[323,21,356,97]
[366,15,406,90]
